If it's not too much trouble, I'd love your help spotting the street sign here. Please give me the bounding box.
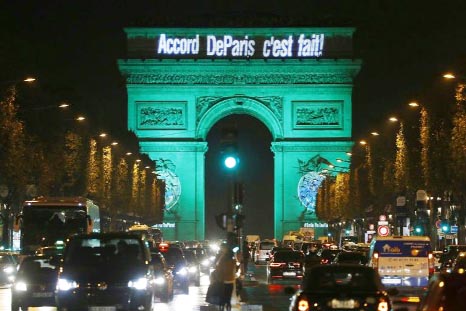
[378,225,390,236]
[451,225,458,234]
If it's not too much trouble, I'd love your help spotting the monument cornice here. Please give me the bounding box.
[123,72,355,85]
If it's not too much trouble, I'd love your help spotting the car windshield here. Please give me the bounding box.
[260,242,275,250]
[304,267,379,292]
[0,255,15,265]
[65,237,143,265]
[274,251,304,262]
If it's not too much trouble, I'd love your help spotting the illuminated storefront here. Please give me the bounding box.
[118,28,360,240]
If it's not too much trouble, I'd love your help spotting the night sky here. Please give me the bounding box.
[2,1,466,239]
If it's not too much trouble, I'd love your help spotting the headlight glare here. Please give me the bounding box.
[154,277,165,285]
[14,281,27,291]
[177,267,188,276]
[57,278,78,291]
[188,266,197,273]
[3,266,15,274]
[128,277,148,290]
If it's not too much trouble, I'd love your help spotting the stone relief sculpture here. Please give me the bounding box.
[297,155,332,213]
[155,158,181,211]
[296,106,339,126]
[138,103,186,129]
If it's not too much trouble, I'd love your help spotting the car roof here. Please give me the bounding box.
[70,232,144,239]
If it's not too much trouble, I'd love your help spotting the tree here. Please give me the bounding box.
[0,86,29,207]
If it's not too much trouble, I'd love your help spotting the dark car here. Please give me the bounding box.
[268,246,293,260]
[417,272,466,311]
[11,255,59,310]
[186,247,211,274]
[35,245,64,258]
[333,251,368,265]
[318,248,340,264]
[439,245,466,272]
[267,250,304,284]
[288,264,393,311]
[150,252,174,302]
[183,248,201,286]
[0,251,18,286]
[55,232,156,311]
[160,245,190,294]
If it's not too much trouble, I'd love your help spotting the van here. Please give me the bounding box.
[369,236,434,288]
[255,240,277,264]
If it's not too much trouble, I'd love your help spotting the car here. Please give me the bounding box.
[451,252,466,273]
[160,244,190,294]
[439,245,466,272]
[35,245,64,257]
[11,255,59,310]
[332,251,368,265]
[186,247,211,274]
[318,248,340,264]
[287,264,394,311]
[183,248,201,286]
[255,240,276,264]
[150,252,174,302]
[267,250,304,284]
[268,246,293,260]
[55,232,156,311]
[417,272,466,311]
[0,251,19,286]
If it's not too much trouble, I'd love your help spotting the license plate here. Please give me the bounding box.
[89,307,116,311]
[32,292,54,298]
[331,299,355,309]
[283,272,296,276]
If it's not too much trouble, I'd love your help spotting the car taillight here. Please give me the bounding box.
[377,298,389,311]
[321,258,329,264]
[270,263,282,267]
[297,298,309,311]
[428,252,435,276]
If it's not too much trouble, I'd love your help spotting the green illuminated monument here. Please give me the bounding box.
[118,28,361,240]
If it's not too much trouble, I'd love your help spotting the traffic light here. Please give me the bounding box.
[414,224,424,235]
[220,128,239,170]
[441,220,450,234]
[215,213,228,230]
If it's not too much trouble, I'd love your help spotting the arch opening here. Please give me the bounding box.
[205,114,274,239]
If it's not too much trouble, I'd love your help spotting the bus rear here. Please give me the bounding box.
[14,197,100,254]
[369,236,434,288]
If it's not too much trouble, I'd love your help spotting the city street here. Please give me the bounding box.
[0,264,298,311]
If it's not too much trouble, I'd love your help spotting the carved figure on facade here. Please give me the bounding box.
[297,155,332,214]
[139,106,185,128]
[155,158,181,211]
[296,106,339,126]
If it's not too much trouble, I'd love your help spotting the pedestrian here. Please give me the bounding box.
[215,246,237,311]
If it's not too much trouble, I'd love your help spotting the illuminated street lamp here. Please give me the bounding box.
[389,116,398,122]
[76,116,85,121]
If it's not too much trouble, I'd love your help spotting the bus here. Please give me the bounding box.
[13,197,100,255]
[128,224,163,249]
[368,236,434,288]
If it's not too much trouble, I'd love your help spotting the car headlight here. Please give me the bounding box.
[14,281,28,291]
[176,267,188,276]
[188,266,197,273]
[128,277,148,290]
[154,276,165,285]
[202,259,211,267]
[57,278,78,291]
[3,266,15,275]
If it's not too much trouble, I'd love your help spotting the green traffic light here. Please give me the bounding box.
[415,227,422,234]
[224,156,237,169]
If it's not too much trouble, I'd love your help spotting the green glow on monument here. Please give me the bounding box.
[118,27,361,241]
